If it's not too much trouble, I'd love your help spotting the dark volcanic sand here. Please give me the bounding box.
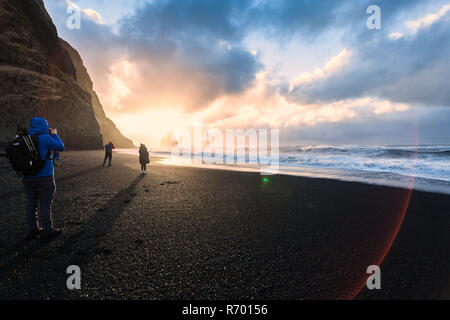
[0,151,449,300]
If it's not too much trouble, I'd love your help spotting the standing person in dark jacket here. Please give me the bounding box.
[23,117,65,240]
[103,141,115,167]
[139,144,150,175]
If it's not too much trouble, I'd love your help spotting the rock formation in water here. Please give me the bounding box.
[0,0,134,149]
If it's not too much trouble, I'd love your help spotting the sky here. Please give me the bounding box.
[43,0,450,147]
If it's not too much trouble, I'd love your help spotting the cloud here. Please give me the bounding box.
[287,3,450,107]
[49,0,264,113]
[50,0,440,116]
[66,0,103,24]
[83,8,103,24]
[48,0,383,115]
[280,106,450,145]
[388,32,403,40]
[194,72,410,132]
[405,4,450,33]
[42,0,449,145]
[289,49,351,91]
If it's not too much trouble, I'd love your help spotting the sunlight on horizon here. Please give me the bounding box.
[112,109,193,148]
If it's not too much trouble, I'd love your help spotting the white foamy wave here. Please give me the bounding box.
[277,145,450,182]
[116,145,450,195]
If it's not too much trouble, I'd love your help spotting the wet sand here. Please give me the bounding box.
[0,150,449,300]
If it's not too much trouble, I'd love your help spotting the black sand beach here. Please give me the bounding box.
[0,151,449,300]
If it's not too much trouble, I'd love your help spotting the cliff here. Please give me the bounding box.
[0,0,134,149]
[60,40,135,148]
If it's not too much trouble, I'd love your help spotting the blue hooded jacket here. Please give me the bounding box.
[25,117,65,178]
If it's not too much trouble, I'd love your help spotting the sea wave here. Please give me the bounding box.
[117,145,450,194]
[280,145,450,158]
[277,145,450,182]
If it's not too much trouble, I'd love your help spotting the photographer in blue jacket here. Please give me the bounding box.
[23,117,65,240]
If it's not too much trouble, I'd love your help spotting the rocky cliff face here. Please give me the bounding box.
[0,0,134,149]
[60,40,135,148]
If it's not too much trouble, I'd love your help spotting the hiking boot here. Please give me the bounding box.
[26,228,43,240]
[40,228,64,239]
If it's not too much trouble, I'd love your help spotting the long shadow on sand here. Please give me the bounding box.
[0,237,61,271]
[0,174,144,299]
[0,166,104,201]
[57,174,145,256]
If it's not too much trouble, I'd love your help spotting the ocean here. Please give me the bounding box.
[117,145,450,195]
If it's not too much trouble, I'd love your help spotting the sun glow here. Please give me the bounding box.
[112,109,194,148]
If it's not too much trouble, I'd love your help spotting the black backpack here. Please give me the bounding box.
[5,128,50,176]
